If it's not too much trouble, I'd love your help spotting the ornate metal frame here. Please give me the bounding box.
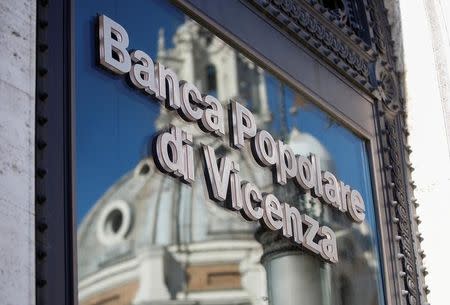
[242,1,428,304]
[34,0,427,305]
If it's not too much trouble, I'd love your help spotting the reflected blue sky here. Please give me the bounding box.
[76,0,183,221]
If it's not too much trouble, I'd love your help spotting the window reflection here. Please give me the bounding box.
[76,1,385,305]
[205,64,217,96]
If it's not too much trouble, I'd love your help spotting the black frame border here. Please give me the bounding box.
[35,0,76,305]
[34,0,427,305]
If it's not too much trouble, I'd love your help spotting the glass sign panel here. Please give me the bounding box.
[76,1,386,305]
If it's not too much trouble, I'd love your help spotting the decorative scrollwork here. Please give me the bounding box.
[368,9,427,301]
[378,70,401,113]
[247,0,373,89]
[383,119,421,305]
[367,0,395,65]
[246,0,427,304]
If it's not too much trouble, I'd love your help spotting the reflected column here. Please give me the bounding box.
[256,229,323,305]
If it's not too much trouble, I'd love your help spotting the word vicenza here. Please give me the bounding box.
[98,14,368,263]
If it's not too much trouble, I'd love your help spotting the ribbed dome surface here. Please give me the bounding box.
[77,148,264,280]
[77,125,333,280]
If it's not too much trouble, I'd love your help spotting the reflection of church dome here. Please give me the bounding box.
[78,152,259,279]
[288,128,335,173]
[78,154,267,305]
[77,131,337,305]
[77,126,337,276]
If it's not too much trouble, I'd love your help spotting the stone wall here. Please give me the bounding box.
[389,0,450,304]
[0,0,36,304]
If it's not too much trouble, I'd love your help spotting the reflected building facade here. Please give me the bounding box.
[78,18,382,305]
[78,19,270,305]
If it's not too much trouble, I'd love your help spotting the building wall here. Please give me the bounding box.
[394,0,450,304]
[0,0,36,304]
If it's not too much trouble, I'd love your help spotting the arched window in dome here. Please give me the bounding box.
[206,64,217,96]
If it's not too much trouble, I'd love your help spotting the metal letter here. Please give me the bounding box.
[229,163,243,210]
[252,130,277,166]
[262,193,283,230]
[200,95,225,137]
[98,15,131,74]
[155,62,181,110]
[302,214,321,254]
[310,154,324,198]
[129,50,157,95]
[323,171,341,209]
[230,100,256,149]
[318,226,339,263]
[155,126,184,177]
[339,181,351,212]
[182,131,195,184]
[241,182,263,220]
[282,203,304,244]
[275,140,297,185]
[295,154,315,190]
[202,144,232,202]
[348,189,366,223]
[179,81,203,121]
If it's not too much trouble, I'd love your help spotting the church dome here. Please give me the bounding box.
[288,128,335,173]
[77,125,334,281]
[77,148,262,280]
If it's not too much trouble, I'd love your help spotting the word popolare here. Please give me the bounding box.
[97,14,368,263]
